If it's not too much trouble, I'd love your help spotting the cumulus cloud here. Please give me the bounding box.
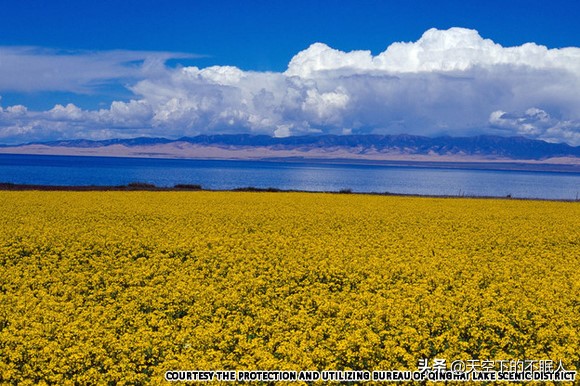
[1,27,580,145]
[490,108,580,145]
[286,28,580,76]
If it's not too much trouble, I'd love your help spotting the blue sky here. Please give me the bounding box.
[3,0,578,72]
[0,0,579,144]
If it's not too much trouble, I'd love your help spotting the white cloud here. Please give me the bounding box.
[286,27,580,76]
[5,105,28,116]
[0,46,194,93]
[1,27,580,145]
[49,104,84,120]
[285,43,375,78]
[489,108,580,145]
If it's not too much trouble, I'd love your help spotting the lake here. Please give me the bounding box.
[1,154,579,200]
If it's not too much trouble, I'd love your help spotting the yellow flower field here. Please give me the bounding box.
[0,191,578,384]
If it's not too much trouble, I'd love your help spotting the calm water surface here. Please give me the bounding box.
[1,154,579,200]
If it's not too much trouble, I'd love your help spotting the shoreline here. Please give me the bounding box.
[1,182,578,203]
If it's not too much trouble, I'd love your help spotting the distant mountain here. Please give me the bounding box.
[14,134,580,161]
[35,137,175,148]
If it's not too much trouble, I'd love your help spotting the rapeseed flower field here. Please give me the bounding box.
[0,191,578,384]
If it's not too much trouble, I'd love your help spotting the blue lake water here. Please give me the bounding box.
[1,154,579,200]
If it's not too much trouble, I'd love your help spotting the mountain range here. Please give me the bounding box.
[1,134,580,166]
